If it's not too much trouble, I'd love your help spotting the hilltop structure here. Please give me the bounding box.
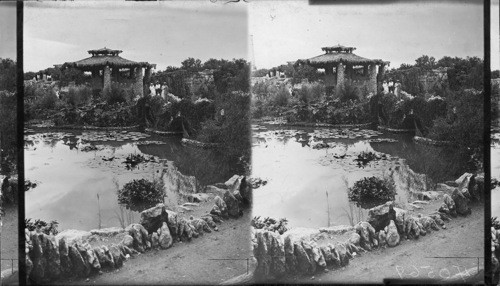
[61,47,156,97]
[298,45,389,95]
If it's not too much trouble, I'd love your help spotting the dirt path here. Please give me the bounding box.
[59,210,252,285]
[285,202,484,284]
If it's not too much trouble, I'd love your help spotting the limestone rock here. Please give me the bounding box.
[283,235,297,273]
[301,241,317,274]
[205,185,227,197]
[94,246,113,269]
[151,232,159,248]
[158,222,173,249]
[109,244,125,268]
[59,237,72,276]
[348,232,361,246]
[223,190,241,218]
[355,221,377,250]
[213,195,228,217]
[201,215,217,229]
[68,245,89,277]
[253,230,286,279]
[367,201,398,232]
[190,217,211,234]
[44,235,61,281]
[335,243,350,267]
[452,188,471,216]
[378,230,387,248]
[443,194,457,217]
[55,229,91,245]
[310,242,326,269]
[121,234,134,249]
[419,216,440,232]
[385,220,400,247]
[139,204,169,234]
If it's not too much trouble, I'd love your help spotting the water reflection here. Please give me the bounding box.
[252,125,457,229]
[25,130,243,230]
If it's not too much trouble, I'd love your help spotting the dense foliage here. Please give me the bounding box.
[25,218,59,235]
[348,176,396,208]
[118,178,165,211]
[0,58,17,174]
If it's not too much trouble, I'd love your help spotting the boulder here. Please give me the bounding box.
[344,241,363,255]
[443,194,457,217]
[385,220,400,247]
[89,227,125,237]
[428,214,446,229]
[109,245,125,268]
[335,243,350,267]
[309,242,326,269]
[213,196,228,216]
[355,221,377,250]
[436,183,456,194]
[205,185,227,197]
[29,234,46,283]
[125,223,149,252]
[68,244,89,277]
[55,229,91,245]
[300,241,317,274]
[452,188,471,216]
[319,245,333,266]
[44,235,61,281]
[223,190,241,218]
[158,222,173,249]
[378,230,387,248]
[367,201,397,232]
[118,244,136,256]
[201,215,217,229]
[283,235,297,273]
[253,230,286,279]
[26,255,34,279]
[292,240,312,274]
[348,232,361,246]
[419,216,440,232]
[404,216,420,239]
[59,237,72,277]
[94,246,113,269]
[151,232,159,248]
[121,234,134,249]
[190,217,211,234]
[139,204,169,234]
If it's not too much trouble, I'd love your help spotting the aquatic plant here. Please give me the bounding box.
[348,176,396,208]
[117,178,165,211]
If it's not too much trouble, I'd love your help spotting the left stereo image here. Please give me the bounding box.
[0,1,19,285]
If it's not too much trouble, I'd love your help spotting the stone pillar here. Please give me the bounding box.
[134,67,144,98]
[144,67,152,96]
[336,63,345,94]
[103,65,111,91]
[368,64,377,95]
[377,64,386,93]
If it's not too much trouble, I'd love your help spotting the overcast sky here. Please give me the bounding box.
[492,0,499,70]
[250,1,484,70]
[0,2,16,61]
[24,1,247,72]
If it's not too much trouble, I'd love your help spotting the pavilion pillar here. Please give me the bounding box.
[134,67,144,97]
[368,64,377,95]
[336,63,345,94]
[377,64,386,93]
[144,67,152,95]
[103,65,111,91]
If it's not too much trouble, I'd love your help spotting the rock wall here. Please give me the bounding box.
[25,174,251,284]
[252,172,483,281]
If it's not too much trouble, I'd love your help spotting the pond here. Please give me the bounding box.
[251,123,463,229]
[24,130,245,231]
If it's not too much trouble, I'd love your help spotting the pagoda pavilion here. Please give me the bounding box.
[299,45,389,95]
[61,48,156,97]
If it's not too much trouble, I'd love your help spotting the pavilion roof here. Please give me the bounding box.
[300,45,389,67]
[62,48,155,70]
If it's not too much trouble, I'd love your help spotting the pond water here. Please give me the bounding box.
[252,124,462,229]
[492,131,500,217]
[25,130,245,231]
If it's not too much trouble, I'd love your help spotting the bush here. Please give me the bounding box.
[103,83,132,105]
[0,91,17,173]
[337,82,360,102]
[118,178,164,211]
[66,85,92,106]
[348,176,396,208]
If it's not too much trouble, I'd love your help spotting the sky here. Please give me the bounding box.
[492,0,499,70]
[24,1,248,72]
[250,1,484,70]
[0,2,16,61]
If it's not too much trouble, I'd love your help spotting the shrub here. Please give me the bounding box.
[66,85,92,106]
[348,176,396,208]
[337,82,360,102]
[103,83,131,105]
[118,178,164,211]
[25,219,59,235]
[272,85,290,107]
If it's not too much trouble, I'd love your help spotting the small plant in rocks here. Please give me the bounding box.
[348,176,396,208]
[118,178,164,211]
[251,216,289,235]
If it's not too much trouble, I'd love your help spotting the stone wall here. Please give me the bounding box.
[252,171,483,281]
[25,174,251,284]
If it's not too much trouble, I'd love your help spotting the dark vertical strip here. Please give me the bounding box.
[484,0,492,285]
[16,1,25,284]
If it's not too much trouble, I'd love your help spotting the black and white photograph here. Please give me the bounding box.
[490,0,500,283]
[250,0,485,283]
[0,1,19,285]
[23,1,251,284]
[0,0,498,285]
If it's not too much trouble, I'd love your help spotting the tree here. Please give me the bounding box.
[181,57,202,73]
[414,55,436,70]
